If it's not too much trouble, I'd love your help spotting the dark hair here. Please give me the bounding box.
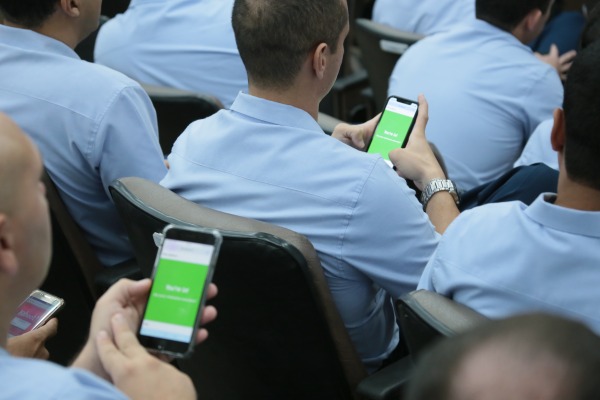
[0,0,57,28]
[232,0,348,90]
[562,41,600,191]
[475,0,552,31]
[405,314,600,400]
[581,2,600,49]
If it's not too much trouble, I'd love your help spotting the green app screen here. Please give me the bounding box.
[368,98,417,164]
[140,239,212,343]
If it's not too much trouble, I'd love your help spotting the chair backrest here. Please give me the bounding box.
[355,18,424,111]
[398,290,488,362]
[140,84,224,155]
[40,170,103,364]
[75,15,110,62]
[109,177,368,399]
[43,170,104,302]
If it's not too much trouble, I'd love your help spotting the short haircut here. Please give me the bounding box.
[563,40,600,191]
[0,0,57,28]
[581,3,600,49]
[476,0,552,31]
[405,314,600,400]
[232,0,348,90]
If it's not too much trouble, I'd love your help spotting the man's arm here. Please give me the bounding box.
[389,95,459,233]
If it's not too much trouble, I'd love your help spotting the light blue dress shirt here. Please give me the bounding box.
[0,25,167,267]
[514,118,558,170]
[372,0,474,35]
[418,194,600,333]
[161,92,440,372]
[95,0,248,108]
[0,348,127,399]
[389,19,563,190]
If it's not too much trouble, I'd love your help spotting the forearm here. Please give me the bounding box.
[423,191,460,234]
[71,340,111,381]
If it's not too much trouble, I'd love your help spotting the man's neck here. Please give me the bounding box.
[248,84,320,121]
[554,175,600,211]
[4,20,79,49]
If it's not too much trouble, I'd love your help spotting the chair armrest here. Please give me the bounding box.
[318,112,343,135]
[356,356,413,400]
[95,259,143,296]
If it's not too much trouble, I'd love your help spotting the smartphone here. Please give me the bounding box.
[8,290,64,338]
[366,96,419,167]
[138,224,222,358]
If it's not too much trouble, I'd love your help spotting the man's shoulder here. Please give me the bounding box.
[0,356,126,399]
[445,201,526,237]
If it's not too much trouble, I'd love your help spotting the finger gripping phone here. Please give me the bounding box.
[8,290,64,338]
[138,224,222,358]
[366,96,419,167]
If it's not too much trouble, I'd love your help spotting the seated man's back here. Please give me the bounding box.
[0,6,166,266]
[162,92,439,371]
[418,40,600,333]
[373,0,474,35]
[389,1,563,190]
[95,0,248,108]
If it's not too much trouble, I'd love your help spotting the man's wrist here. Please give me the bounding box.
[420,178,460,211]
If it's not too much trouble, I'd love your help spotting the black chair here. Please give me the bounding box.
[109,177,370,399]
[40,170,139,364]
[75,15,110,62]
[355,19,424,112]
[101,0,130,18]
[397,290,489,362]
[140,84,224,155]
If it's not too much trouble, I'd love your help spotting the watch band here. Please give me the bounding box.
[420,178,459,211]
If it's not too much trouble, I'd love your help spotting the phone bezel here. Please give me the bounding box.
[137,224,222,358]
[8,290,64,337]
[366,95,419,156]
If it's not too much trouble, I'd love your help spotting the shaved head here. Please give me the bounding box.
[0,113,39,215]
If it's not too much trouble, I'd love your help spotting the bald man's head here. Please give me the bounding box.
[0,113,40,215]
[0,113,51,294]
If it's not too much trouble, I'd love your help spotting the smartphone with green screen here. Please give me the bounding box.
[366,96,419,167]
[138,224,222,358]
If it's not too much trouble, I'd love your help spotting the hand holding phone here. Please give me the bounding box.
[138,224,222,358]
[8,290,64,338]
[366,96,419,167]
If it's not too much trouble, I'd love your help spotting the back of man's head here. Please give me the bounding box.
[232,0,348,91]
[562,40,600,191]
[0,0,56,28]
[476,0,552,31]
[581,2,600,49]
[405,314,600,400]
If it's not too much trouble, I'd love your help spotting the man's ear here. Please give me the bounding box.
[58,0,82,18]
[523,8,543,33]
[550,108,566,153]
[0,215,18,277]
[311,43,328,80]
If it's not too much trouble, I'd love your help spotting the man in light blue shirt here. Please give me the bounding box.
[389,0,563,190]
[95,0,247,108]
[373,0,474,35]
[418,41,600,334]
[162,0,460,372]
[0,0,167,267]
[0,112,205,400]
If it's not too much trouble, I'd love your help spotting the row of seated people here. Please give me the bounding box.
[1,0,600,397]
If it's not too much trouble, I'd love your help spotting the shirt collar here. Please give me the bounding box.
[464,18,532,52]
[525,193,600,238]
[0,24,79,60]
[230,92,324,135]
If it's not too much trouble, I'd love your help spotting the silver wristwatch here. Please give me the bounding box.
[420,179,459,211]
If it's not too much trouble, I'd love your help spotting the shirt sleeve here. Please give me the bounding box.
[91,84,167,198]
[340,160,440,298]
